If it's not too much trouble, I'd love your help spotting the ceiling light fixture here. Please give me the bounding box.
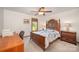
[38,12,44,15]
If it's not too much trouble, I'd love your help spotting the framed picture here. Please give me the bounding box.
[24,19,29,24]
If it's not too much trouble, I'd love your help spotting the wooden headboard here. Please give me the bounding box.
[46,19,60,32]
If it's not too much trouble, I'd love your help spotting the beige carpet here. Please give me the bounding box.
[24,37,79,52]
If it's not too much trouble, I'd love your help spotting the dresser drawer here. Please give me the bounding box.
[61,31,76,45]
[61,37,76,44]
[62,32,75,36]
[62,34,75,40]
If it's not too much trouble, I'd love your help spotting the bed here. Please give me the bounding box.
[30,19,61,51]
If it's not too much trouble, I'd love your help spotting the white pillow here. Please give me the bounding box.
[47,29,54,32]
[2,29,13,37]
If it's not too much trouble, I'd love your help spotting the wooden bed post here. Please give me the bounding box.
[59,19,61,32]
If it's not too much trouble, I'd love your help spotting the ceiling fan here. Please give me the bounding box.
[32,7,52,15]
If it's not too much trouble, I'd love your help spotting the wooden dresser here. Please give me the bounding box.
[0,33,24,52]
[61,31,76,45]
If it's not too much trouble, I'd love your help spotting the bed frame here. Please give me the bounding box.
[30,19,61,51]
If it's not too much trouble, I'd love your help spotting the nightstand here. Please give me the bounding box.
[61,31,77,45]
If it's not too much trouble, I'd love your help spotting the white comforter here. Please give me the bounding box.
[33,29,60,48]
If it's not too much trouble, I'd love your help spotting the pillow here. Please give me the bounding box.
[46,29,54,32]
[2,29,13,37]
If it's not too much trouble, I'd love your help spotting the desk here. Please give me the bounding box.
[0,34,24,52]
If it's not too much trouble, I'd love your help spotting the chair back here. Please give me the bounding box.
[19,31,24,39]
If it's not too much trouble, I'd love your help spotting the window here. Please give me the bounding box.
[31,18,38,32]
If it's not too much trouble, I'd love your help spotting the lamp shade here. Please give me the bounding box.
[64,23,72,31]
[38,12,44,15]
[64,23,72,27]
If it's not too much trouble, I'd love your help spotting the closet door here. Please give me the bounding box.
[31,18,38,32]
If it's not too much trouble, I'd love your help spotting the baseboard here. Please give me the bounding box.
[77,42,79,43]
[24,35,30,38]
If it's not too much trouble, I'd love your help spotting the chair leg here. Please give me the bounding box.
[43,49,45,52]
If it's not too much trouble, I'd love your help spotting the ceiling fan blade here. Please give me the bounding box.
[32,7,52,16]
[44,11,52,12]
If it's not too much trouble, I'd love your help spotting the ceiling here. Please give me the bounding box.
[3,7,79,16]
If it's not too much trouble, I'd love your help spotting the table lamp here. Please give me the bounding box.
[64,23,72,32]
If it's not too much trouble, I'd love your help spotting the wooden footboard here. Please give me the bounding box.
[30,32,45,50]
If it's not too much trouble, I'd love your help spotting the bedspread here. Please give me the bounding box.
[33,29,60,48]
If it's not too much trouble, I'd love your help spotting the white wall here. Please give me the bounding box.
[3,8,79,42]
[0,8,4,35]
[37,14,60,30]
[54,8,79,42]
[3,9,32,36]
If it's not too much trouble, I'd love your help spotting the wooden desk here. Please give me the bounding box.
[0,34,24,52]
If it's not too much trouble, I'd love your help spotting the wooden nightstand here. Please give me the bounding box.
[61,31,77,45]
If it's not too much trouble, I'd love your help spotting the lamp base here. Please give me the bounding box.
[66,27,70,32]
